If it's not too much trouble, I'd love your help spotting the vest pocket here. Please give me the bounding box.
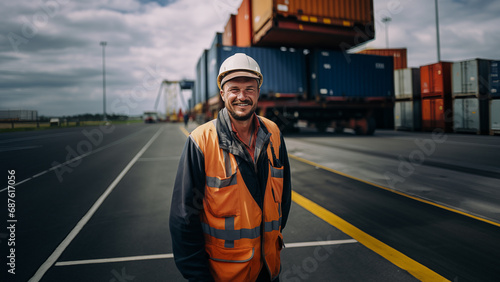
[205,172,240,217]
[270,166,284,203]
[206,244,254,280]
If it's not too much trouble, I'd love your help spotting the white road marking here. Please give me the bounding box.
[28,127,164,282]
[285,239,357,248]
[1,126,151,193]
[53,239,358,267]
[55,254,175,266]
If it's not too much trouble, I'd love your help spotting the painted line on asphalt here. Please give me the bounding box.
[55,254,175,266]
[289,154,500,228]
[54,239,357,266]
[285,239,357,248]
[292,191,449,282]
[28,127,164,282]
[0,126,151,193]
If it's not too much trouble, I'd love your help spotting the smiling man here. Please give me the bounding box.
[170,53,292,281]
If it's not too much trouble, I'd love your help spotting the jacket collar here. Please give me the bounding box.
[217,108,271,163]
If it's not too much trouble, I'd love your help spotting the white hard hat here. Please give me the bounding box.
[217,53,263,90]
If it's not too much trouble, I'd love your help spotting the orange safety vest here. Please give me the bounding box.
[190,117,284,282]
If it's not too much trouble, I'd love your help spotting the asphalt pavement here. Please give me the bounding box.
[1,122,499,281]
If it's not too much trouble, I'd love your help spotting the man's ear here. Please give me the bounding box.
[220,90,225,102]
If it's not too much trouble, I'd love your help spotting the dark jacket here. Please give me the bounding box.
[169,108,292,281]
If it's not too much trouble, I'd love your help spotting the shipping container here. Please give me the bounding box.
[453,97,489,134]
[420,62,453,99]
[0,110,38,121]
[309,50,394,99]
[236,0,252,47]
[394,68,420,100]
[195,49,208,105]
[251,0,374,49]
[421,97,453,132]
[452,58,491,98]
[490,99,500,135]
[222,14,236,46]
[358,48,407,70]
[489,61,500,98]
[205,33,307,100]
[394,100,421,131]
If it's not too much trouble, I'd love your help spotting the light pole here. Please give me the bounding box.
[100,41,107,121]
[382,17,392,48]
[435,0,441,61]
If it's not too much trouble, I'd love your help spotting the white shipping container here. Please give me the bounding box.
[452,59,491,98]
[394,68,420,100]
[394,100,421,131]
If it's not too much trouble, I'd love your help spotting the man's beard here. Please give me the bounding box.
[228,101,257,121]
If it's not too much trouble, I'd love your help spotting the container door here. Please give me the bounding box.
[465,98,480,131]
[403,101,414,129]
[434,98,445,130]
[467,60,479,95]
[422,99,432,129]
[402,69,412,98]
[421,65,431,96]
[491,100,500,131]
[453,98,464,131]
[432,64,443,95]
[394,102,402,128]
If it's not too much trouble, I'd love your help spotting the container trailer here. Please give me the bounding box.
[196,33,394,134]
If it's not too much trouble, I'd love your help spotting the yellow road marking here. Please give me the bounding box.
[179,125,190,137]
[289,154,500,228]
[292,191,449,282]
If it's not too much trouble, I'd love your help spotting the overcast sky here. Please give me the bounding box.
[1,0,499,117]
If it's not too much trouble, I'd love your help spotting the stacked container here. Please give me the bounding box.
[221,0,374,49]
[420,62,453,132]
[357,48,408,70]
[205,33,308,118]
[394,68,421,131]
[490,61,500,135]
[452,59,491,134]
[309,50,394,99]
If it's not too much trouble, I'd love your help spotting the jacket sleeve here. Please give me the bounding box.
[169,136,214,281]
[279,133,292,231]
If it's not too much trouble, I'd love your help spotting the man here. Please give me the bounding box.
[169,53,292,282]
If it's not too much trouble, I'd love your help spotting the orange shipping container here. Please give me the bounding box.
[222,14,236,46]
[236,0,252,47]
[420,62,453,98]
[422,97,453,132]
[357,48,407,70]
[251,0,374,49]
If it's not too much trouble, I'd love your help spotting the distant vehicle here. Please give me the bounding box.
[50,118,60,126]
[143,112,158,123]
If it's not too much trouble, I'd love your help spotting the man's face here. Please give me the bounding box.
[221,76,260,121]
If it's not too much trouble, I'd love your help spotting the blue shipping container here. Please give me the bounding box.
[490,61,500,98]
[309,50,394,98]
[195,49,208,105]
[205,33,307,99]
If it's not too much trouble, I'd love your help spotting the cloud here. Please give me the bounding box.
[0,0,499,117]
